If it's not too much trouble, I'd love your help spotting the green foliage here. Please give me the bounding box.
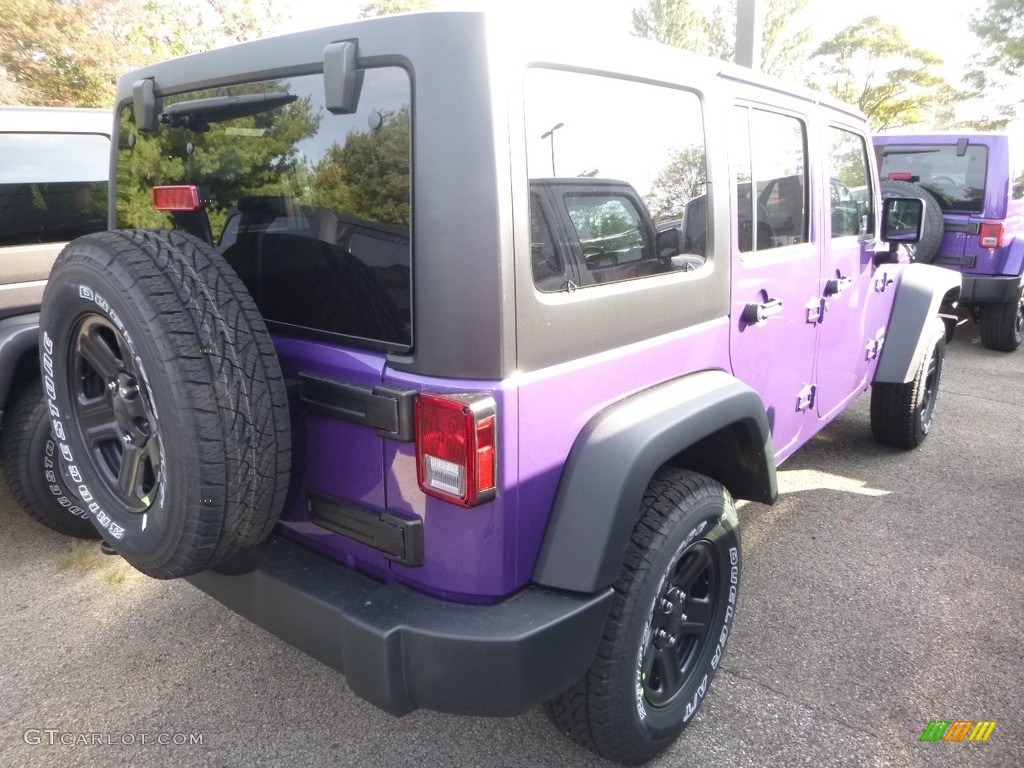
[971,0,1024,74]
[0,0,290,108]
[358,0,435,18]
[646,146,706,221]
[630,0,812,78]
[117,83,320,233]
[809,16,951,130]
[310,107,411,226]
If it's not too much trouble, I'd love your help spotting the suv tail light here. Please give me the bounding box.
[415,393,497,507]
[152,185,200,211]
[979,221,1004,249]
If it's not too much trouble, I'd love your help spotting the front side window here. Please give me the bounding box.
[524,69,708,290]
[826,127,872,238]
[878,142,988,214]
[0,132,108,246]
[733,107,808,253]
[117,68,412,349]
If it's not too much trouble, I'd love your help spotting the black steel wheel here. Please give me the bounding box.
[544,468,740,765]
[39,229,291,578]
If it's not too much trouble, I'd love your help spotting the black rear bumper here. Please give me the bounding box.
[960,274,1023,304]
[187,535,612,716]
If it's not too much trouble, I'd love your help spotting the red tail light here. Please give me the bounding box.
[887,172,913,181]
[415,393,497,507]
[979,221,1004,249]
[152,185,200,211]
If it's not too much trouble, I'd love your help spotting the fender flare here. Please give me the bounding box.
[0,313,40,418]
[874,263,960,384]
[532,370,776,593]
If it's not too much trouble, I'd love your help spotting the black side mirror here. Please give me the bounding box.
[656,225,682,258]
[881,197,923,243]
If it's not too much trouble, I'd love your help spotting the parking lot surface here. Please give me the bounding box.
[1,321,1021,768]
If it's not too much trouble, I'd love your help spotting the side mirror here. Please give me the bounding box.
[881,196,924,243]
[324,40,364,115]
[656,224,682,258]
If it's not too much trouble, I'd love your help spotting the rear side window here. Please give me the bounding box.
[732,107,808,253]
[0,132,108,246]
[826,127,872,238]
[878,143,988,214]
[523,69,708,291]
[116,68,412,350]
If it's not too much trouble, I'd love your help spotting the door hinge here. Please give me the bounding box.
[796,384,815,412]
[806,299,824,324]
[874,273,894,293]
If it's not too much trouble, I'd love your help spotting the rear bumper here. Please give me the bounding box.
[960,274,1023,304]
[187,535,612,716]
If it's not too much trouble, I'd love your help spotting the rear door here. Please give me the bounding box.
[728,105,819,462]
[815,124,882,418]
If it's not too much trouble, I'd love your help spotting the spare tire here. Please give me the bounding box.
[880,179,945,262]
[39,229,291,579]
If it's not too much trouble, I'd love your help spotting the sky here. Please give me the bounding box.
[284,0,1000,127]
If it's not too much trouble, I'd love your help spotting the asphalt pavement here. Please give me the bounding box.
[1,320,1021,768]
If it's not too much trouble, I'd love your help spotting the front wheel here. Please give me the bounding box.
[870,323,946,449]
[544,468,740,765]
[978,288,1024,352]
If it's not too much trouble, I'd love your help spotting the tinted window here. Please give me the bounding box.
[117,69,412,349]
[524,69,708,290]
[733,108,808,253]
[878,143,988,214]
[826,127,872,238]
[0,132,108,246]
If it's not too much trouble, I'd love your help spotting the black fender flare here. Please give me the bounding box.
[532,370,776,593]
[0,313,40,419]
[874,263,961,384]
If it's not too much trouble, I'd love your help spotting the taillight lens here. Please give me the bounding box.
[152,185,200,211]
[415,393,497,507]
[887,172,913,181]
[979,221,1004,249]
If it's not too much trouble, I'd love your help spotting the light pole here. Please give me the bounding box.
[541,122,564,176]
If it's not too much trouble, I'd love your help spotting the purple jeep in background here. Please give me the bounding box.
[6,12,961,765]
[875,132,1024,351]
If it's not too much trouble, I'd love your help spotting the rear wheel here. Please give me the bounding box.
[978,288,1024,351]
[544,468,740,765]
[1,381,99,539]
[871,323,946,448]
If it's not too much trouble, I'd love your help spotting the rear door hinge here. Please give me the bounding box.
[806,299,825,324]
[796,384,816,412]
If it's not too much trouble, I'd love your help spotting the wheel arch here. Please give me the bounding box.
[531,370,776,593]
[0,313,41,422]
[874,263,961,385]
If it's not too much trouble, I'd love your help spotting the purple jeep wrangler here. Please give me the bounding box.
[875,132,1024,351]
[22,12,959,765]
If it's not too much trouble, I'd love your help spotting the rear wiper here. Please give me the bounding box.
[160,93,298,132]
[880,148,940,156]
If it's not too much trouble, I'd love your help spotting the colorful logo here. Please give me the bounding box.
[920,721,997,742]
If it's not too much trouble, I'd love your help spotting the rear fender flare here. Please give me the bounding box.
[532,370,776,593]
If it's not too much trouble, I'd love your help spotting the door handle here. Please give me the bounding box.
[825,276,852,296]
[743,298,784,324]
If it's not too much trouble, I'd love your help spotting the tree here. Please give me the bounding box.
[359,0,435,18]
[0,0,290,108]
[630,0,812,79]
[808,16,952,130]
[646,147,706,222]
[970,0,1024,74]
[310,107,411,226]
